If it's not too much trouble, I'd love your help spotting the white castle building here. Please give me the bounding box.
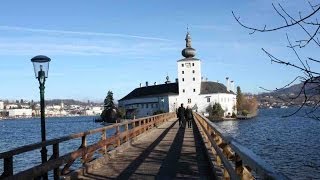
[119,31,236,118]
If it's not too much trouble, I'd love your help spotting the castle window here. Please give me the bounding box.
[146,104,149,108]
[193,77,195,81]
[182,78,184,81]
[192,63,194,66]
[193,89,196,92]
[151,104,154,108]
[182,71,184,74]
[188,99,191,104]
[192,70,195,73]
[183,89,185,93]
[182,64,184,67]
[186,63,191,68]
[207,97,210,102]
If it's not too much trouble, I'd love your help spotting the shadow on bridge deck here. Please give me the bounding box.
[79,118,214,179]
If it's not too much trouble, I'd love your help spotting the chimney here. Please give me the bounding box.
[226,77,230,91]
[175,78,178,83]
[231,80,235,92]
[154,82,157,85]
[139,83,142,88]
[146,81,148,87]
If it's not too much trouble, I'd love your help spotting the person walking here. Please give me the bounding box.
[185,106,193,128]
[177,103,186,128]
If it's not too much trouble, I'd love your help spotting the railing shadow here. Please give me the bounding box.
[114,120,178,179]
[155,122,186,179]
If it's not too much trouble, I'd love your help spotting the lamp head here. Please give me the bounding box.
[31,55,51,80]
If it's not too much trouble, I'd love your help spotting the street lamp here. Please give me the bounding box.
[31,55,51,180]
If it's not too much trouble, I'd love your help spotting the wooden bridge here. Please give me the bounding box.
[0,112,288,180]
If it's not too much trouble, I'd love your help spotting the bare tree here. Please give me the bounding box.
[232,1,320,119]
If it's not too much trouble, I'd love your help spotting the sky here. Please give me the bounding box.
[0,0,319,102]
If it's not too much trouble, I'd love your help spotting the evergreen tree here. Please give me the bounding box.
[236,86,244,111]
[104,91,114,110]
[101,91,119,122]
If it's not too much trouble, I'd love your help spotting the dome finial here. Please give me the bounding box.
[182,27,196,58]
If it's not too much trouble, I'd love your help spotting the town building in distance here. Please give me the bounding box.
[119,31,237,118]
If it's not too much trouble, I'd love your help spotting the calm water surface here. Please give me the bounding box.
[0,116,104,176]
[1,109,320,179]
[215,108,320,179]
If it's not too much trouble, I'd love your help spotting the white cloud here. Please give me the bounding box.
[0,25,179,56]
[0,25,171,41]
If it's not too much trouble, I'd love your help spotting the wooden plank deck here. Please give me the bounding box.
[78,118,214,179]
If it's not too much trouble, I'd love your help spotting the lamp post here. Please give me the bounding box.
[31,55,51,180]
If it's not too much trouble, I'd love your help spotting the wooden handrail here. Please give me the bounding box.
[0,112,176,179]
[194,112,289,180]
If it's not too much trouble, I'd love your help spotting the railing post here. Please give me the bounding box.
[116,125,121,147]
[125,123,129,142]
[53,143,60,180]
[235,153,243,178]
[2,157,13,177]
[132,121,136,138]
[101,130,107,154]
[81,135,87,165]
[143,119,146,132]
[139,120,142,135]
[223,168,230,180]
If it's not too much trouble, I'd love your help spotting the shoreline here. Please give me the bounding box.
[0,115,98,121]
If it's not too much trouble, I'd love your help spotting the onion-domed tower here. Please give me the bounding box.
[181,31,196,58]
[177,29,202,107]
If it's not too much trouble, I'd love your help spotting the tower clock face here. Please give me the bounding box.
[185,63,191,68]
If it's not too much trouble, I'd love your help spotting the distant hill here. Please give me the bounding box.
[44,99,101,106]
[260,77,319,97]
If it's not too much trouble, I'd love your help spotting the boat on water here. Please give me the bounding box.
[280,105,288,108]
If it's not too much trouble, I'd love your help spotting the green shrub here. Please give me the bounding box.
[242,110,249,116]
[206,103,224,120]
[231,112,237,118]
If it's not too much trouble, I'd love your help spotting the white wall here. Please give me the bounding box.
[0,101,4,110]
[168,95,179,112]
[8,109,32,117]
[119,95,170,118]
[177,60,202,106]
[197,93,237,116]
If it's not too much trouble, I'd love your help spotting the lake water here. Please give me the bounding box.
[0,116,104,176]
[0,109,320,179]
[214,108,320,179]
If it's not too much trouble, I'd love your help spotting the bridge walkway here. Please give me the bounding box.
[78,118,214,179]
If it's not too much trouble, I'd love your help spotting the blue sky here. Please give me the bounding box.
[0,0,319,102]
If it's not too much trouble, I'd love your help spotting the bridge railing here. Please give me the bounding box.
[0,112,176,180]
[194,112,288,180]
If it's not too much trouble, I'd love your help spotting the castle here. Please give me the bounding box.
[119,31,236,118]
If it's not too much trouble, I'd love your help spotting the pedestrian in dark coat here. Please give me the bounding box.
[185,106,193,128]
[177,103,186,127]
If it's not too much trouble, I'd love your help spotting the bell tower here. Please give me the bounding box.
[177,29,202,106]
